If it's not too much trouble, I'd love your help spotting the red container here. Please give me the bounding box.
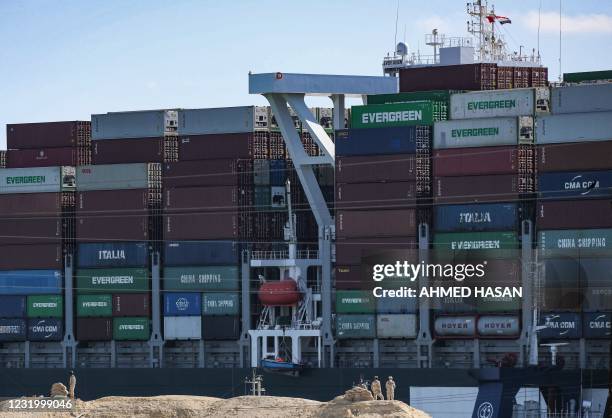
[512,67,530,88]
[497,66,513,89]
[164,186,241,213]
[7,121,90,149]
[78,189,149,213]
[113,293,150,317]
[400,63,497,92]
[434,175,519,204]
[179,133,252,160]
[0,218,61,245]
[76,317,112,341]
[0,244,62,270]
[337,209,416,238]
[0,193,61,217]
[336,154,416,184]
[336,238,418,265]
[537,199,612,229]
[529,67,548,87]
[336,182,416,210]
[164,213,239,240]
[7,148,78,168]
[92,137,163,164]
[433,146,518,177]
[76,216,149,242]
[537,141,612,172]
[163,159,246,188]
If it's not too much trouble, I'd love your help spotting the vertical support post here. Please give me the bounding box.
[149,252,162,368]
[320,226,334,367]
[417,223,432,368]
[579,338,586,369]
[24,341,30,368]
[473,338,480,368]
[331,94,345,131]
[198,340,205,368]
[291,335,300,364]
[240,250,251,368]
[110,340,116,368]
[521,220,533,367]
[373,339,379,368]
[63,254,75,369]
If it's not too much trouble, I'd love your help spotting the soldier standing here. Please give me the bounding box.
[371,376,384,400]
[68,370,76,399]
[386,376,396,401]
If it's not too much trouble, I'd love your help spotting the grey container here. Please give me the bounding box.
[0,166,75,194]
[536,112,612,144]
[92,110,177,140]
[433,117,533,149]
[551,83,612,114]
[450,88,548,120]
[376,314,417,338]
[178,106,268,135]
[76,164,155,191]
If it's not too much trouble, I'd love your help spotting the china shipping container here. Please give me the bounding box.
[201,315,240,340]
[335,314,376,339]
[563,70,612,83]
[163,316,202,340]
[6,148,78,168]
[350,101,437,129]
[77,242,149,268]
[335,238,418,265]
[201,293,240,315]
[476,315,520,338]
[434,203,518,232]
[163,159,250,188]
[178,106,267,135]
[541,259,582,311]
[0,270,62,295]
[432,231,519,251]
[433,146,519,177]
[335,127,418,156]
[376,314,418,338]
[0,166,71,194]
[178,133,253,160]
[7,121,90,149]
[76,317,112,341]
[336,209,416,238]
[0,218,61,245]
[0,244,62,270]
[582,312,611,339]
[433,315,476,338]
[433,117,531,149]
[400,63,497,92]
[164,186,242,213]
[92,137,164,164]
[0,193,61,217]
[538,229,612,258]
[164,241,239,266]
[0,296,26,317]
[76,294,113,317]
[163,266,240,291]
[537,140,612,172]
[538,170,612,199]
[537,199,612,229]
[335,290,376,314]
[76,268,149,293]
[164,213,239,240]
[538,312,581,339]
[550,83,612,114]
[76,215,149,242]
[434,175,519,204]
[76,163,159,191]
[450,88,548,119]
[336,182,417,210]
[92,110,176,140]
[113,317,150,340]
[163,293,202,316]
[536,112,612,144]
[27,295,63,317]
[0,319,27,342]
[581,258,612,312]
[113,294,150,317]
[27,318,63,341]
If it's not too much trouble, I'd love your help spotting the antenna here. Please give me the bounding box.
[559,0,562,81]
[393,0,400,56]
[537,0,542,60]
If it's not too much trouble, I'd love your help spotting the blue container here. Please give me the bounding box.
[434,203,518,232]
[0,270,62,295]
[164,241,239,266]
[0,295,26,317]
[27,318,63,341]
[583,312,611,339]
[0,318,27,341]
[336,127,418,156]
[538,312,582,339]
[163,292,201,316]
[538,170,612,199]
[77,242,149,268]
[269,160,288,186]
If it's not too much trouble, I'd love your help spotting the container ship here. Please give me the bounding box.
[0,1,610,417]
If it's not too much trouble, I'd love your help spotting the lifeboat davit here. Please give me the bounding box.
[258,280,302,306]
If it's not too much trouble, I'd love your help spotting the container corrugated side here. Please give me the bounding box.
[201,293,240,315]
[113,317,150,340]
[335,314,376,339]
[0,319,27,342]
[335,290,376,314]
[433,146,518,177]
[434,315,476,338]
[7,121,88,149]
[76,294,113,317]
[336,154,416,184]
[27,318,63,341]
[477,315,520,338]
[163,266,239,291]
[337,209,416,238]
[76,164,151,191]
[26,295,63,318]
[336,182,416,210]
[0,270,62,295]
[163,316,202,340]
[376,314,417,338]
[434,117,523,149]
[6,148,78,168]
[0,193,62,217]
[433,231,519,251]
[163,293,202,316]
[537,140,612,173]
[581,258,612,312]
[0,295,26,317]
[434,175,519,204]
[582,312,611,339]
[538,229,612,258]
[538,312,581,339]
[76,317,112,341]
[92,110,167,140]
[335,127,418,157]
[536,112,612,144]
[350,102,436,128]
[178,107,256,135]
[77,242,149,268]
[0,167,65,194]
[75,268,149,293]
[450,88,542,119]
[541,259,582,311]
[367,90,453,105]
[434,203,518,232]
[201,315,240,340]
[551,83,612,114]
[164,241,239,266]
[164,213,239,240]
[537,200,612,229]
[113,294,150,317]
[0,244,62,270]
[538,170,612,199]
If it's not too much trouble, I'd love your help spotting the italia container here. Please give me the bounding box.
[0,296,26,317]
[253,160,270,186]
[335,315,376,339]
[433,231,519,251]
[6,148,78,168]
[350,101,437,129]
[335,290,376,314]
[92,110,175,140]
[542,259,582,311]
[163,159,246,188]
[433,117,531,149]
[536,112,612,144]
[538,170,612,200]
[336,209,416,238]
[0,218,61,246]
[433,146,519,177]
[76,294,113,317]
[450,88,548,119]
[26,295,63,318]
[550,83,612,114]
[583,312,611,339]
[477,315,520,338]
[0,244,62,270]
[75,268,149,293]
[376,314,417,338]
[581,258,612,312]
[336,182,416,210]
[27,318,63,341]
[0,319,27,342]
[7,120,89,149]
[163,266,239,291]
[76,164,155,191]
[0,166,70,194]
[336,154,416,184]
[538,229,612,258]
[0,193,61,217]
[77,242,149,269]
[537,141,612,173]
[335,127,418,156]
[92,137,164,164]
[164,213,239,240]
[113,294,150,317]
[163,316,202,340]
[178,106,266,135]
[178,133,253,160]
[538,313,581,339]
[164,241,239,266]
[202,293,240,315]
[113,317,150,341]
[202,316,240,340]
[76,317,112,341]
[434,203,518,232]
[537,200,612,229]
[0,270,62,295]
[434,315,476,338]
[163,293,202,316]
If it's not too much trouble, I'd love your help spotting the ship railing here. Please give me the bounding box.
[251,250,320,260]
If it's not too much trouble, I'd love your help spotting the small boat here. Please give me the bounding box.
[258,279,302,306]
[261,357,304,372]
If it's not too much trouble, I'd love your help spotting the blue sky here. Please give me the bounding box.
[1,0,611,147]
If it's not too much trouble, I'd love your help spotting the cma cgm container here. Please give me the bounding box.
[0,270,62,295]
[376,314,417,338]
[164,213,239,240]
[350,101,437,129]
[164,316,202,340]
[0,319,27,342]
[178,106,267,135]
[0,218,61,246]
[163,266,239,291]
[335,127,418,156]
[583,312,611,339]
[450,88,548,119]
[434,175,519,204]
[113,294,150,317]
[76,164,157,191]
[433,146,519,177]
[202,293,240,315]
[76,294,113,317]
[536,112,612,144]
[336,209,416,238]
[538,229,612,258]
[0,296,26,317]
[335,290,376,314]
[76,317,112,341]
[537,141,612,172]
[537,200,612,229]
[538,170,612,199]
[163,293,202,316]
[7,121,89,149]
[433,231,519,251]
[27,318,63,341]
[434,316,476,338]
[538,313,581,339]
[201,316,240,340]
[434,203,518,232]
[77,242,149,268]
[0,244,62,270]
[477,315,520,338]
[163,159,247,188]
[335,315,376,339]
[336,154,416,184]
[113,317,150,340]
[76,268,149,293]
[164,241,239,266]
[434,117,531,149]
[550,83,612,114]
[0,166,72,194]
[27,295,63,318]
[92,110,176,140]
[336,182,416,210]
[92,138,163,164]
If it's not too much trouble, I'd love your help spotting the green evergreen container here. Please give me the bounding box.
[350,102,437,129]
[76,268,149,293]
[433,231,519,251]
[563,70,612,83]
[202,293,240,315]
[163,266,239,291]
[113,317,150,340]
[76,294,113,317]
[26,295,63,318]
[335,290,376,313]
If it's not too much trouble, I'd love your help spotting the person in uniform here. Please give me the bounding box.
[386,376,396,401]
[68,370,76,399]
[371,376,384,400]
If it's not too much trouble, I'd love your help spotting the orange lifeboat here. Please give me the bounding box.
[258,280,302,306]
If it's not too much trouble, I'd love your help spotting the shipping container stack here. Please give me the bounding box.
[536,82,612,369]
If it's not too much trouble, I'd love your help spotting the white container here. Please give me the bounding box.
[536,112,612,144]
[0,166,74,194]
[376,314,417,338]
[433,117,533,149]
[163,316,201,340]
[477,315,520,337]
[92,110,177,140]
[450,88,549,120]
[551,83,612,114]
[178,106,268,135]
[76,163,153,191]
[434,316,476,337]
[270,186,286,208]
